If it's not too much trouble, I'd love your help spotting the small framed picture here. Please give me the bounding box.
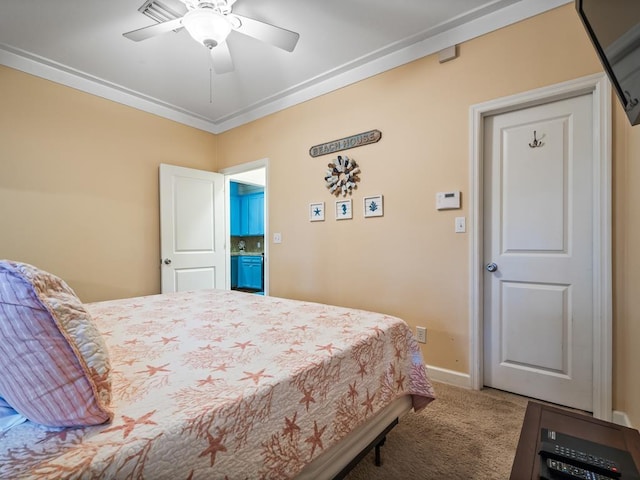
[364,195,384,217]
[309,202,325,222]
[335,199,353,220]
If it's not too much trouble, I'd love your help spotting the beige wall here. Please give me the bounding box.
[613,107,640,427]
[218,5,639,425]
[0,66,218,301]
[1,5,639,426]
[217,7,595,369]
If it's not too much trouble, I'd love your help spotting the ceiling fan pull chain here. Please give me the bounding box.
[209,68,213,104]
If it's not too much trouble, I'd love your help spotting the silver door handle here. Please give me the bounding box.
[163,258,172,265]
[486,262,498,272]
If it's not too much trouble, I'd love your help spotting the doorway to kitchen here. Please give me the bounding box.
[221,159,268,296]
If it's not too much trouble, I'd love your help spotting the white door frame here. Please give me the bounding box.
[220,158,270,295]
[468,73,612,420]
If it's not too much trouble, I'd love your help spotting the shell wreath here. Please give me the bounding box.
[325,155,360,196]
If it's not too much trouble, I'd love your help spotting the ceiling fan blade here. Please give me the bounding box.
[123,18,184,42]
[211,42,234,74]
[232,14,299,52]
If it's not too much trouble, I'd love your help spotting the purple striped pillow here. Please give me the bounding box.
[0,261,113,427]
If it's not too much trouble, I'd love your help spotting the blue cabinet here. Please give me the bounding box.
[231,255,238,288]
[254,193,264,234]
[230,183,242,236]
[230,195,241,236]
[240,193,264,236]
[237,256,262,290]
[232,191,264,236]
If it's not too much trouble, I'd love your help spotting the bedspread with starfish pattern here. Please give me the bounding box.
[0,289,435,479]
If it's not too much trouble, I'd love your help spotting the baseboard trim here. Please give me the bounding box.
[426,365,471,388]
[612,410,634,428]
[426,367,632,429]
[427,366,634,428]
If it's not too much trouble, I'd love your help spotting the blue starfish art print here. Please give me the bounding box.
[309,203,324,221]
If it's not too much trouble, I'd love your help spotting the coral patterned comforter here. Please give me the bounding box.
[0,289,435,479]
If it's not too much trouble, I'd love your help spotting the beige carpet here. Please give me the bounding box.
[344,381,531,480]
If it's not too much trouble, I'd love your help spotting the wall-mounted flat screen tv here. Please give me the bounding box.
[576,0,640,125]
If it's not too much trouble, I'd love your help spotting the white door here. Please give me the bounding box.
[159,164,225,293]
[483,94,594,411]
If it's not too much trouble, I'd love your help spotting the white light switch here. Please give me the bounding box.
[455,217,466,233]
[273,232,282,244]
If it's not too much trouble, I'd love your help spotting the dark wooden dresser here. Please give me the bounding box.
[510,402,640,479]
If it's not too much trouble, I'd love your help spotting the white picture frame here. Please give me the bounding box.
[363,195,384,217]
[309,202,325,222]
[335,199,353,220]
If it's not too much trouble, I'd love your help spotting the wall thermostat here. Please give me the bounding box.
[436,191,461,210]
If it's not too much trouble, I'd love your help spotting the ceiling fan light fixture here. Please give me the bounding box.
[182,8,232,48]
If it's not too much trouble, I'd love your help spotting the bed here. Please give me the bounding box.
[0,261,435,479]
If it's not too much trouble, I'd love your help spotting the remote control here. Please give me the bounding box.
[545,458,616,480]
[539,441,621,478]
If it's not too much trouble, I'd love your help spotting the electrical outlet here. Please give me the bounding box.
[273,232,282,244]
[416,326,427,344]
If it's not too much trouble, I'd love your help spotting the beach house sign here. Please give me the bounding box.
[309,130,381,157]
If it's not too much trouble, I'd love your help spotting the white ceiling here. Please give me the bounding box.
[0,0,570,133]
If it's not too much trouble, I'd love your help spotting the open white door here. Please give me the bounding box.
[159,164,225,293]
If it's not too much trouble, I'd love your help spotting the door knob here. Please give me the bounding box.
[486,262,498,272]
[163,258,172,265]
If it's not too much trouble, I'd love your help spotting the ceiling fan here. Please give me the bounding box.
[123,0,300,74]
